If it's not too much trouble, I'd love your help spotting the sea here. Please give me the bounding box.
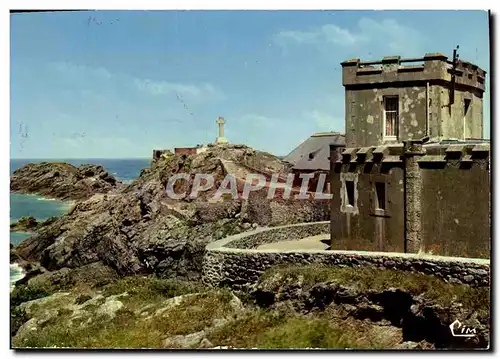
[9,158,151,288]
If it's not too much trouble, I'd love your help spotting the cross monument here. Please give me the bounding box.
[215,116,229,144]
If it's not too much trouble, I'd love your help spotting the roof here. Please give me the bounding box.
[283,132,346,171]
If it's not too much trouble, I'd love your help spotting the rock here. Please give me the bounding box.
[384,260,396,267]
[18,292,71,316]
[163,330,206,348]
[198,338,214,349]
[12,262,47,286]
[252,223,258,229]
[11,144,325,281]
[462,275,475,283]
[97,299,124,318]
[468,268,488,276]
[10,216,39,232]
[153,293,200,317]
[229,293,244,312]
[10,162,120,201]
[241,222,251,230]
[23,262,119,291]
[395,341,435,349]
[75,294,92,305]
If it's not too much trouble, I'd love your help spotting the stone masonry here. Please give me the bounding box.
[342,53,486,147]
[202,222,490,291]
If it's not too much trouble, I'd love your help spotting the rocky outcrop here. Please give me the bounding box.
[12,144,300,280]
[17,262,119,292]
[11,216,58,233]
[252,274,490,349]
[10,162,120,201]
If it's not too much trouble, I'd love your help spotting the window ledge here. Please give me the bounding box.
[374,208,386,216]
[371,209,390,218]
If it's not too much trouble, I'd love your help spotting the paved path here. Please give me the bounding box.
[257,234,330,251]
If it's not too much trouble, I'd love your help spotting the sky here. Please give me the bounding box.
[10,10,490,159]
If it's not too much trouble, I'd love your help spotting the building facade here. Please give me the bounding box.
[330,140,490,258]
[342,53,486,148]
[331,52,490,259]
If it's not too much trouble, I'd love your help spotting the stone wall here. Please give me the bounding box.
[330,147,405,253]
[330,142,491,259]
[244,190,330,227]
[419,144,490,258]
[202,222,490,291]
[175,148,198,156]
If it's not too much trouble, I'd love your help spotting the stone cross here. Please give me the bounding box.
[215,117,229,144]
[216,116,225,138]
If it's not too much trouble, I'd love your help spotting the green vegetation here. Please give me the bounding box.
[99,276,205,305]
[10,306,29,337]
[11,266,490,349]
[207,310,402,349]
[260,264,489,309]
[11,283,54,307]
[12,277,230,348]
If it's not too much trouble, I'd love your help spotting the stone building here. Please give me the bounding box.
[341,53,486,148]
[284,132,345,191]
[331,52,490,259]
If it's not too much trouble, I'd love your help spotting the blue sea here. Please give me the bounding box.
[10,158,151,287]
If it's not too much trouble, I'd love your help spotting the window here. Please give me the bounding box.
[375,182,386,210]
[464,99,471,116]
[340,175,358,214]
[384,96,399,139]
[346,181,355,206]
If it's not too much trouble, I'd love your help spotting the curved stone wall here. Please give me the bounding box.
[202,222,490,291]
[225,221,330,249]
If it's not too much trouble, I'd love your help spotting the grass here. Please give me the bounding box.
[10,306,29,337]
[207,309,401,349]
[12,276,234,349]
[12,266,490,349]
[14,289,236,348]
[98,276,205,307]
[260,264,490,310]
[10,283,54,308]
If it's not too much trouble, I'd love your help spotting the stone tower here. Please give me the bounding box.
[341,53,486,147]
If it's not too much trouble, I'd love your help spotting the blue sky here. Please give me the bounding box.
[10,10,490,158]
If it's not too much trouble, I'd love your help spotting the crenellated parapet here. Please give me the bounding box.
[418,143,490,168]
[341,53,486,92]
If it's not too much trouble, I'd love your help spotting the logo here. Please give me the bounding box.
[449,319,476,337]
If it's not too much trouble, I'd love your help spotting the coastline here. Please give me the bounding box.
[10,263,25,292]
[10,191,75,290]
[10,190,76,208]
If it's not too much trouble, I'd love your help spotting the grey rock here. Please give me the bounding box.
[163,331,206,348]
[463,275,475,283]
[198,338,214,349]
[241,222,251,230]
